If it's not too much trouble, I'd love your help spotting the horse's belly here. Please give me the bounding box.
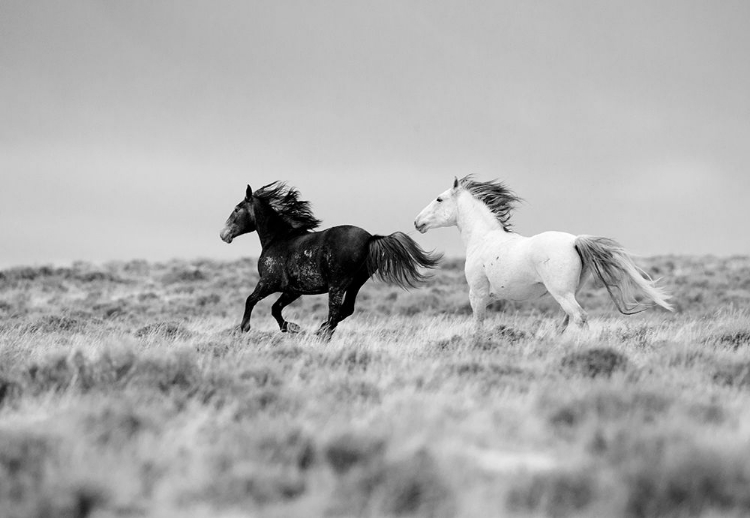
[484,261,547,301]
[287,263,327,294]
[488,277,547,301]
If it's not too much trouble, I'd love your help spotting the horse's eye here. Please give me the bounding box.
[436,197,443,203]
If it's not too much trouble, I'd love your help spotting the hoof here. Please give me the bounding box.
[315,324,334,341]
[282,322,301,334]
[240,322,251,333]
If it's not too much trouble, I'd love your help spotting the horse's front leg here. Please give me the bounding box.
[465,257,492,338]
[466,264,491,336]
[272,292,302,333]
[240,282,276,332]
[316,288,346,340]
[469,287,490,334]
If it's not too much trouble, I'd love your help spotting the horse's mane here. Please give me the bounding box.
[459,175,522,231]
[254,181,321,232]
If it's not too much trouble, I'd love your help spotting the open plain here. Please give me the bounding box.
[1,255,750,517]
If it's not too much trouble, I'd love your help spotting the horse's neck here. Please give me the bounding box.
[456,195,510,248]
[254,206,292,249]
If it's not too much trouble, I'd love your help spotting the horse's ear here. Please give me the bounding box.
[453,177,459,189]
[245,185,253,200]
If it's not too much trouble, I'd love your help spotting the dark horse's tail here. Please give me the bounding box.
[366,232,442,289]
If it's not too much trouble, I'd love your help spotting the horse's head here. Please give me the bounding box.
[414,177,461,233]
[220,185,257,243]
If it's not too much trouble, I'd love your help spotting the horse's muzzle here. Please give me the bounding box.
[414,221,427,234]
[219,228,234,243]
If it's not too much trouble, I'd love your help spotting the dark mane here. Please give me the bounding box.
[254,182,321,232]
[459,175,522,231]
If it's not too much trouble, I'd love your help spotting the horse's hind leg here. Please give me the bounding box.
[272,292,301,333]
[316,270,368,339]
[316,288,347,340]
[549,291,588,331]
[556,273,587,333]
[339,272,369,321]
[540,251,588,333]
[557,314,571,334]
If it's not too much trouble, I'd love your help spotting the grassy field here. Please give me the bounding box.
[1,255,750,517]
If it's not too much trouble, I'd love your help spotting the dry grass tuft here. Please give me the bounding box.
[0,428,108,518]
[134,321,193,339]
[560,347,630,378]
[324,431,386,475]
[612,430,750,518]
[328,446,454,517]
[712,361,750,388]
[507,467,597,517]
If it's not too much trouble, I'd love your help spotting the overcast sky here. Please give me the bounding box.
[2,1,749,267]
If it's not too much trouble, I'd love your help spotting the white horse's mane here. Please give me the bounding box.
[459,175,522,231]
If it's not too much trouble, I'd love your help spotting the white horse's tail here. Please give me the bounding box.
[574,235,673,314]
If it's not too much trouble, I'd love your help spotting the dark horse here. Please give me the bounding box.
[220,182,441,338]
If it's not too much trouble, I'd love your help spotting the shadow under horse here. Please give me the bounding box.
[220,182,441,338]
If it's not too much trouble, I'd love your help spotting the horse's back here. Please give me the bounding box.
[322,225,372,241]
[321,225,371,253]
[284,225,371,251]
[475,231,574,263]
[315,225,373,272]
[526,231,578,255]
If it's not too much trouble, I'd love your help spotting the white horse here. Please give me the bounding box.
[414,176,672,331]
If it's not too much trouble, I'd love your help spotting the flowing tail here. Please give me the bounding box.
[575,235,673,314]
[367,232,442,289]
